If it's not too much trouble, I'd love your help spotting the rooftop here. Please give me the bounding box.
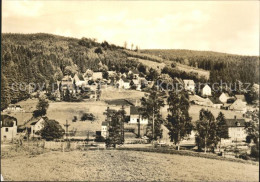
[226,118,246,127]
[1,115,17,127]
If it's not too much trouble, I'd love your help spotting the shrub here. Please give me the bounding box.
[238,153,250,160]
[81,113,95,121]
[250,145,259,159]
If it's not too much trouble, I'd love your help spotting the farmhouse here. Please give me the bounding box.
[229,99,247,113]
[1,115,18,141]
[131,79,141,91]
[118,78,130,89]
[101,121,109,138]
[129,70,140,79]
[129,106,148,125]
[30,117,46,139]
[219,93,230,103]
[140,77,148,87]
[201,84,212,97]
[73,74,86,86]
[235,94,246,102]
[3,104,24,113]
[209,97,223,109]
[226,117,247,142]
[183,79,195,93]
[62,75,73,85]
[84,69,93,79]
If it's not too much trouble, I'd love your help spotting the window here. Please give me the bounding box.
[5,128,9,132]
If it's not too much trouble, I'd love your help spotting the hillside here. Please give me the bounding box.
[1,33,137,109]
[1,33,259,110]
[142,49,259,83]
[0,33,207,109]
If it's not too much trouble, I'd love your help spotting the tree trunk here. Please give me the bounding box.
[219,139,222,152]
[177,131,180,151]
[152,108,154,140]
[204,137,207,154]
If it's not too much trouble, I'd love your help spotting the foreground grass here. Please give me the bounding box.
[1,150,258,181]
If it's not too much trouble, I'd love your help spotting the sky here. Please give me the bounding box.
[2,0,259,56]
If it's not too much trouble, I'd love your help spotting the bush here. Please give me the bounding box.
[81,113,95,121]
[238,153,250,160]
[95,135,105,142]
[250,145,259,159]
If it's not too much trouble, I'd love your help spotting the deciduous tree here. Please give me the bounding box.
[167,90,192,150]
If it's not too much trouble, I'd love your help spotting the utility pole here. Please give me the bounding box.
[120,105,125,144]
[64,120,70,141]
[152,106,154,140]
[87,131,89,145]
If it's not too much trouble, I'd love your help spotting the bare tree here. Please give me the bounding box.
[124,41,128,49]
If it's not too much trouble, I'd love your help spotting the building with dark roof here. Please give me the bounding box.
[101,121,109,138]
[226,117,247,142]
[129,106,148,124]
[1,115,18,141]
[208,97,223,109]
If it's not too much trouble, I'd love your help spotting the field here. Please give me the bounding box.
[1,150,258,181]
[7,98,38,125]
[5,89,146,132]
[188,105,244,121]
[131,57,210,79]
[160,104,243,122]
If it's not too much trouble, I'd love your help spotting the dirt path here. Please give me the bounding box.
[1,150,258,181]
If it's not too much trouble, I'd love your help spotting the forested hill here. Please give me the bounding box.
[1,33,259,110]
[142,49,259,84]
[1,33,133,109]
[1,33,169,109]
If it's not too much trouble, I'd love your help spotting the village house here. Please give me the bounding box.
[129,106,148,124]
[226,117,247,142]
[190,95,214,107]
[117,78,130,89]
[140,77,148,88]
[209,97,223,109]
[131,79,141,91]
[219,92,230,103]
[201,84,212,97]
[129,70,140,80]
[61,75,74,91]
[30,117,46,139]
[235,94,246,102]
[1,115,18,141]
[73,74,86,86]
[62,75,73,85]
[229,99,247,113]
[92,72,103,81]
[3,104,24,113]
[101,121,109,138]
[83,69,93,80]
[183,79,195,93]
